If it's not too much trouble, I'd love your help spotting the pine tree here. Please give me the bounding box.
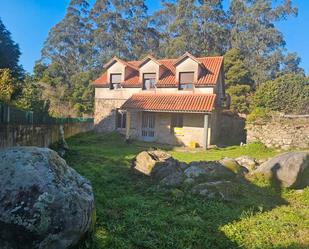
[0,18,23,77]
[224,49,253,114]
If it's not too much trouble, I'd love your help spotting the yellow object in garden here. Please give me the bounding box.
[189,141,198,149]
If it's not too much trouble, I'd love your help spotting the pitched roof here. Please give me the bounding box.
[138,55,162,67]
[121,93,216,113]
[173,52,202,66]
[94,56,223,87]
[103,56,139,71]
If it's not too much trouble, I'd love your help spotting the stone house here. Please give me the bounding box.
[93,52,236,149]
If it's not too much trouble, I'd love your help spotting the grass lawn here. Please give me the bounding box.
[64,132,309,249]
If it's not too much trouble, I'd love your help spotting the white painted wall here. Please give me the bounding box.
[95,86,214,100]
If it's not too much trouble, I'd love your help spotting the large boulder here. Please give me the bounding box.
[0,147,95,249]
[219,157,249,174]
[253,151,309,188]
[234,156,258,171]
[132,150,172,175]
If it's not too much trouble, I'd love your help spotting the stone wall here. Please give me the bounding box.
[246,117,309,149]
[210,111,246,146]
[94,98,127,132]
[0,122,93,149]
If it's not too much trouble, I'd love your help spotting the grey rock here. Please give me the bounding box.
[184,165,206,178]
[219,157,249,174]
[179,162,189,171]
[235,156,258,171]
[160,170,184,187]
[184,177,195,185]
[0,147,95,249]
[132,150,172,175]
[203,161,237,180]
[253,151,309,188]
[191,181,233,200]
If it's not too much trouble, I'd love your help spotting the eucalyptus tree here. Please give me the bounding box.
[154,0,228,58]
[228,0,300,84]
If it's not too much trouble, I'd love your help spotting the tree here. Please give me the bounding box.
[252,74,309,114]
[0,18,23,77]
[228,0,301,85]
[38,0,94,116]
[90,0,160,64]
[15,75,48,112]
[0,69,14,102]
[154,0,228,58]
[224,49,253,113]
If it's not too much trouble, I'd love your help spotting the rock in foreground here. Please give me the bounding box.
[253,151,309,188]
[132,150,250,199]
[132,150,172,175]
[0,147,95,249]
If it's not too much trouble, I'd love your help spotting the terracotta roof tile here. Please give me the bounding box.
[121,93,216,113]
[93,56,223,88]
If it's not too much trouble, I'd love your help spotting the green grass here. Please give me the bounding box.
[64,132,309,249]
[170,142,278,162]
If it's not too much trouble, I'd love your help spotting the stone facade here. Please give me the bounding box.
[246,117,309,149]
[94,98,127,132]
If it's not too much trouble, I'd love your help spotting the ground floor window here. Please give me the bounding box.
[171,113,183,133]
[116,109,126,129]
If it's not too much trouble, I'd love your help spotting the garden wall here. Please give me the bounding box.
[246,116,309,149]
[0,122,94,149]
[210,111,246,146]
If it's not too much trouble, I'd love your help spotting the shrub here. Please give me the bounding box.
[252,74,309,114]
[247,107,272,123]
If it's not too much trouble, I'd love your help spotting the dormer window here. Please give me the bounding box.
[179,72,194,90]
[143,73,156,90]
[110,73,121,89]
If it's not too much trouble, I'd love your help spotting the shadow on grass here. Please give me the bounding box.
[64,132,291,249]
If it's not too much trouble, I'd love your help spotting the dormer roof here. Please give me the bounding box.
[173,52,203,66]
[94,56,223,87]
[138,55,162,67]
[103,56,139,71]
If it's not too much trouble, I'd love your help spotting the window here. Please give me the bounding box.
[143,73,156,90]
[110,73,121,89]
[116,109,126,129]
[171,114,183,133]
[179,72,194,90]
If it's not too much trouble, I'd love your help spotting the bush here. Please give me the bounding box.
[247,107,272,123]
[252,74,309,114]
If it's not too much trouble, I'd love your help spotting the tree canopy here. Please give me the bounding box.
[0,18,23,77]
[1,0,306,116]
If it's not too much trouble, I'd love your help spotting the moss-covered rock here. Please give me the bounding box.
[0,147,95,249]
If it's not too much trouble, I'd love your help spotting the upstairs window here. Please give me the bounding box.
[143,73,156,90]
[110,73,121,89]
[116,109,126,129]
[179,72,194,90]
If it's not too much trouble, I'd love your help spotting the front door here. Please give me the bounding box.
[142,112,155,141]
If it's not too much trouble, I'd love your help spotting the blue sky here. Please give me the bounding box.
[0,0,308,74]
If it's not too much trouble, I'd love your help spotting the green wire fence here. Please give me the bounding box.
[0,102,93,125]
